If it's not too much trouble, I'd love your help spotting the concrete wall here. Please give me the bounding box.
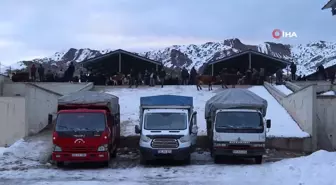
[316,96,336,150]
[264,82,315,151]
[32,82,93,95]
[2,83,61,135]
[294,81,331,87]
[0,97,26,146]
[284,81,301,92]
[0,75,4,96]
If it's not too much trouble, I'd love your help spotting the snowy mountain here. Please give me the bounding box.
[11,38,336,76]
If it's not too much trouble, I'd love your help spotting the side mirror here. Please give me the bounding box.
[48,114,53,125]
[266,119,271,128]
[193,111,197,115]
[135,125,141,134]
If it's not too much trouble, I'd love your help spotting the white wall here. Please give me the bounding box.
[33,82,93,95]
[264,82,316,151]
[24,83,61,135]
[2,83,61,135]
[0,97,26,146]
[316,96,336,150]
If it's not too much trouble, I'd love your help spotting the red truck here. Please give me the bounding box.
[51,91,120,167]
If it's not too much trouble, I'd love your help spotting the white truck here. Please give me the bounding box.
[135,95,198,165]
[205,88,271,164]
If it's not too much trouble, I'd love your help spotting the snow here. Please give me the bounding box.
[248,86,309,138]
[0,150,335,185]
[103,86,308,138]
[321,91,336,95]
[274,85,293,95]
[0,147,7,157]
[104,86,217,136]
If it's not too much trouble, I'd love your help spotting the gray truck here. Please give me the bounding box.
[205,88,271,164]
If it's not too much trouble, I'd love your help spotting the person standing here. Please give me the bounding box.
[30,64,36,82]
[38,64,45,82]
[290,62,297,81]
[159,68,166,88]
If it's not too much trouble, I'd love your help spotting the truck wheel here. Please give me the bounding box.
[184,154,191,165]
[139,155,147,165]
[255,156,263,164]
[111,148,117,158]
[214,156,220,164]
[56,162,64,168]
[102,161,110,167]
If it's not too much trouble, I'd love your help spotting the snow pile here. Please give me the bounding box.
[0,150,335,184]
[104,86,217,136]
[274,85,293,95]
[248,86,309,138]
[0,147,7,157]
[104,86,308,138]
[0,133,53,170]
[321,91,336,95]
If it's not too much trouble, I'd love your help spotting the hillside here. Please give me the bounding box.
[9,38,336,76]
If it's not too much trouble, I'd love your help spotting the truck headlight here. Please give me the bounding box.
[97,144,108,152]
[179,135,190,143]
[251,143,265,147]
[140,135,150,142]
[53,145,62,152]
[213,142,227,147]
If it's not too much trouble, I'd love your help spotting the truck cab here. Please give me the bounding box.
[211,109,271,164]
[51,91,120,167]
[135,95,198,164]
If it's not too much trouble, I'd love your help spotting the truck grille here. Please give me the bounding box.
[151,138,179,149]
[62,146,96,152]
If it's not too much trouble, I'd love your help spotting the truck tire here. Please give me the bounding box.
[184,154,191,165]
[255,156,263,164]
[56,162,64,168]
[139,154,147,165]
[103,161,110,167]
[214,155,220,164]
[111,148,117,158]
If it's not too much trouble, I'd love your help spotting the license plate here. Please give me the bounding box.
[158,150,172,154]
[232,150,247,154]
[72,153,87,157]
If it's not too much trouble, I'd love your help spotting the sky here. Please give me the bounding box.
[0,0,335,66]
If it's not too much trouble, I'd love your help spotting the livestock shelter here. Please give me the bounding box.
[80,49,162,75]
[305,64,336,80]
[322,0,336,16]
[202,49,291,76]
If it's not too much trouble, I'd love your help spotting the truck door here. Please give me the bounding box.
[190,112,198,146]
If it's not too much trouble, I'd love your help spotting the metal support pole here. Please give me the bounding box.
[118,53,121,73]
[211,64,214,76]
[248,52,252,69]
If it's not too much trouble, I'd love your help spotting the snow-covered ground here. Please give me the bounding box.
[248,86,309,138]
[0,150,335,185]
[274,85,293,95]
[321,91,336,95]
[0,147,7,157]
[104,86,308,138]
[104,86,217,136]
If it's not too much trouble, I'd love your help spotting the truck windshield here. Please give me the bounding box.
[56,112,106,132]
[144,112,187,130]
[215,112,263,130]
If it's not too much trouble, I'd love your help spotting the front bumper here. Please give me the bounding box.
[140,147,191,161]
[213,147,265,157]
[52,151,109,163]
